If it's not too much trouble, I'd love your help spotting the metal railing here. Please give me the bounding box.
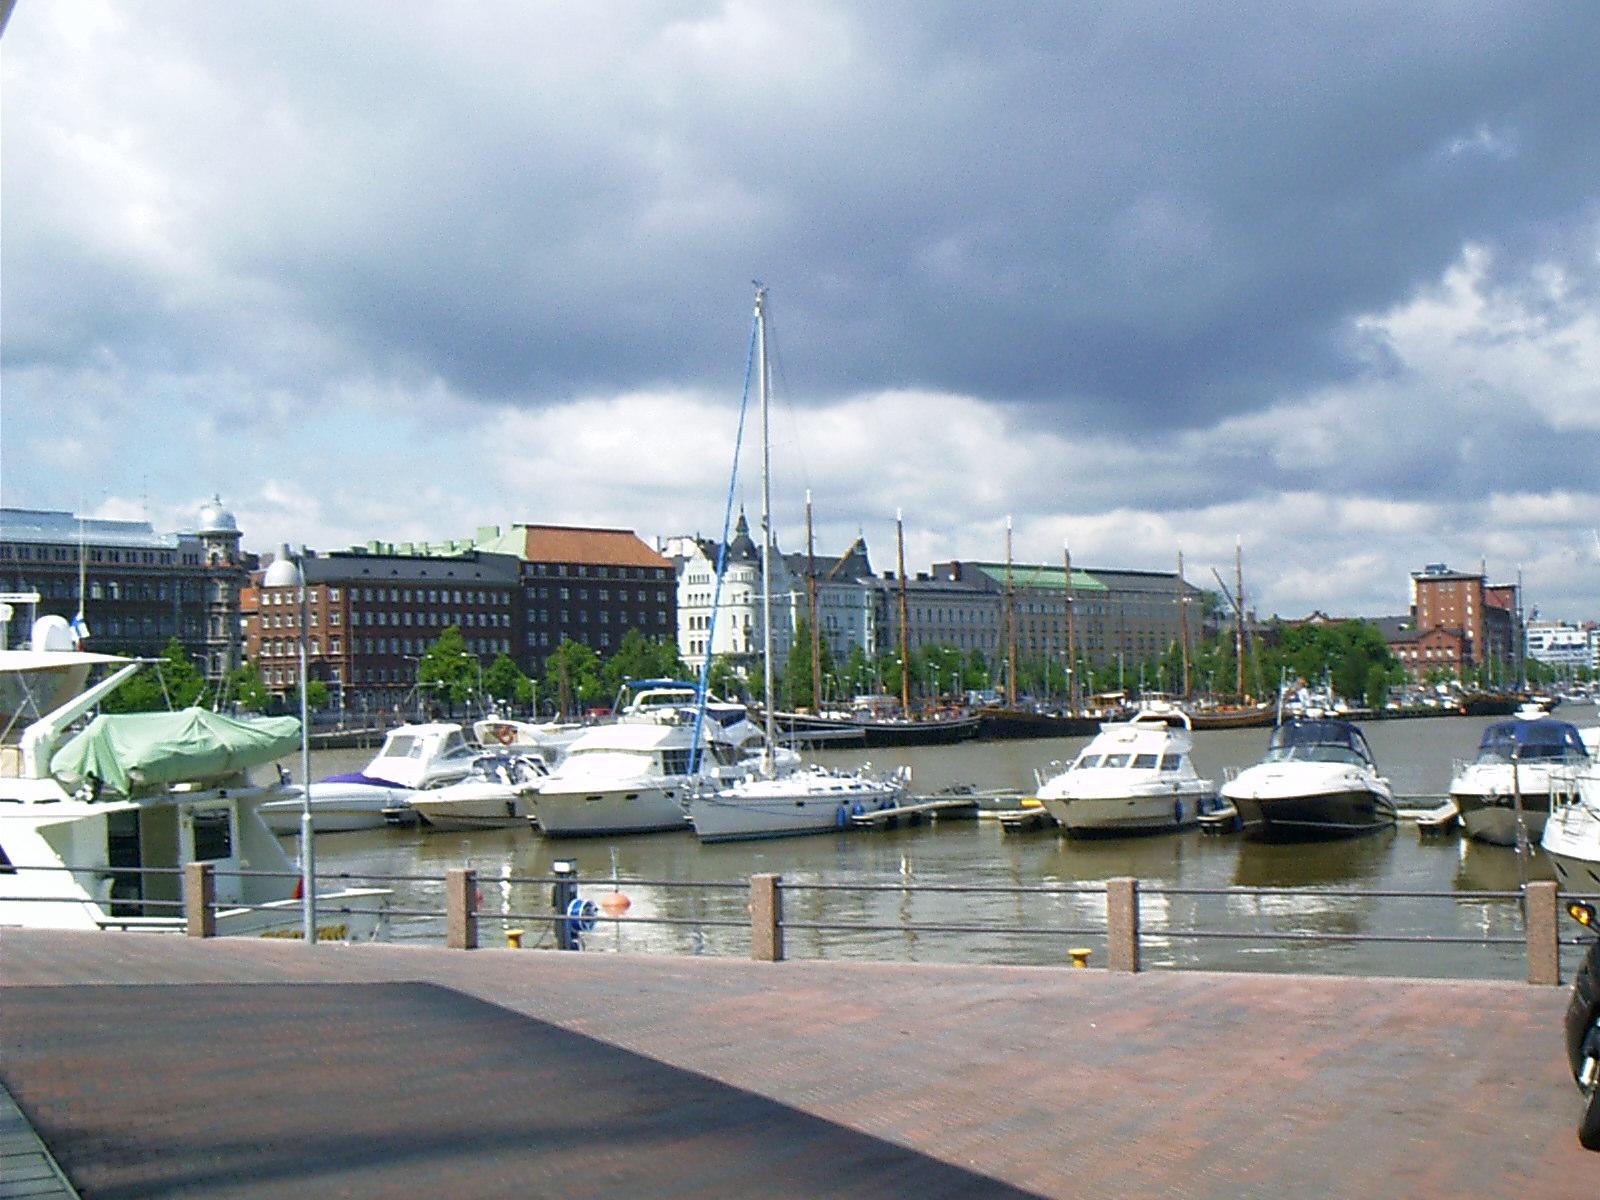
[8,861,1589,985]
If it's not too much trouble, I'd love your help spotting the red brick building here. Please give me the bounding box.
[1408,564,1520,679]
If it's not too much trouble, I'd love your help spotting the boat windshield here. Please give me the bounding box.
[380,736,423,759]
[1262,720,1374,767]
[1474,720,1588,764]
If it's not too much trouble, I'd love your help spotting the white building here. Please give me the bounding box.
[1526,620,1596,670]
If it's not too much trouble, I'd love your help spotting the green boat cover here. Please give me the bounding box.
[50,707,301,795]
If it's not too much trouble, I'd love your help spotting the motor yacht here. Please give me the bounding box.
[1221,718,1396,840]
[1543,764,1600,893]
[1034,708,1217,836]
[0,618,385,936]
[1448,715,1590,846]
[529,707,746,837]
[259,721,480,833]
[407,752,548,831]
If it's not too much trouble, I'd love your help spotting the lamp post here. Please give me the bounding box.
[457,651,484,714]
[263,545,315,944]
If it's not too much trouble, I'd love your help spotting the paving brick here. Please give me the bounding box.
[0,929,1593,1199]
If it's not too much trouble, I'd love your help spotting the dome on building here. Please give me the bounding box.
[727,510,759,563]
[196,494,239,535]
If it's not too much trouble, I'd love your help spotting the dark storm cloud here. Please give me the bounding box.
[6,2,1600,431]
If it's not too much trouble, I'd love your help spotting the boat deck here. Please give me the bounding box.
[0,929,1591,1199]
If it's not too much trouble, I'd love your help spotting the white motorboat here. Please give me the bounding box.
[684,288,907,843]
[1221,718,1396,840]
[1543,764,1600,893]
[473,715,587,762]
[0,619,385,936]
[529,709,745,837]
[1034,708,1217,836]
[259,721,480,833]
[1449,715,1590,846]
[408,753,548,831]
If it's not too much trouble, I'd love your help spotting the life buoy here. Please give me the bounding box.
[493,724,515,746]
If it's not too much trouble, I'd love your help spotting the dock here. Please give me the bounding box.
[851,797,980,827]
[994,803,1058,832]
[0,929,1590,1199]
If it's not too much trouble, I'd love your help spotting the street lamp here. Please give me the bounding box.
[457,651,484,714]
[263,545,315,944]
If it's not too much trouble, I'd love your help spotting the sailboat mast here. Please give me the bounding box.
[1063,540,1077,711]
[1234,538,1246,699]
[896,508,911,715]
[806,490,822,711]
[756,287,776,766]
[1004,516,1016,708]
[1177,547,1191,698]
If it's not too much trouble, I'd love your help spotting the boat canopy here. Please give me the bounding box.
[1475,719,1589,763]
[50,707,301,796]
[1264,718,1375,767]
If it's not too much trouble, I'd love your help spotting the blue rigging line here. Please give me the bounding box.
[688,303,759,773]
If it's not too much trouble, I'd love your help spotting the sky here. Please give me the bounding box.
[3,2,1598,623]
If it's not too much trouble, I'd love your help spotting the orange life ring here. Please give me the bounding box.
[493,724,516,746]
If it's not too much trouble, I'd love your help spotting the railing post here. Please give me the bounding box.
[1106,876,1140,973]
[750,873,783,962]
[1526,880,1560,985]
[184,861,215,938]
[446,867,478,950]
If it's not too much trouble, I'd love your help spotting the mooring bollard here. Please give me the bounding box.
[1525,879,1560,986]
[750,873,783,962]
[505,928,525,950]
[1106,877,1140,973]
[1068,947,1092,968]
[446,867,478,950]
[184,861,215,938]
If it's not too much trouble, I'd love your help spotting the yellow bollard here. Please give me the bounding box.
[506,928,525,950]
[1068,947,1092,968]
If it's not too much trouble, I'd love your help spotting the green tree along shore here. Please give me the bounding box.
[97,614,1583,718]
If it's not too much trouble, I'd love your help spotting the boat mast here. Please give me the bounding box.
[1176,547,1191,698]
[896,508,911,716]
[756,286,776,773]
[1234,537,1246,699]
[806,490,822,712]
[1004,516,1016,708]
[1063,540,1077,711]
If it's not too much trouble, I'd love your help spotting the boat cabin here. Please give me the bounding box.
[1263,719,1377,768]
[1473,719,1589,765]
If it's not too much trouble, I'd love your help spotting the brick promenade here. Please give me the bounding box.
[0,929,1592,1199]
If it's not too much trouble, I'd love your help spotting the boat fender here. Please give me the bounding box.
[565,897,597,936]
[835,806,847,828]
[851,802,865,817]
[1174,799,1183,824]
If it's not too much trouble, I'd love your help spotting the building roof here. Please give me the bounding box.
[0,508,185,550]
[476,524,669,569]
[272,550,523,585]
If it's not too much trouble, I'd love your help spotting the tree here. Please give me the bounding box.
[705,653,746,701]
[222,661,271,713]
[781,616,835,710]
[416,626,481,709]
[600,629,688,700]
[483,652,533,709]
[291,680,330,712]
[102,638,208,713]
[544,639,604,716]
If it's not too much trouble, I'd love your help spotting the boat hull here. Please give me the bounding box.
[975,708,1101,740]
[260,783,407,834]
[1039,784,1216,837]
[1231,788,1397,841]
[857,717,982,748]
[689,781,901,842]
[532,783,689,837]
[1452,792,1550,846]
[410,787,536,831]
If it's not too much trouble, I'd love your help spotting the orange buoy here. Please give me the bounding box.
[598,891,632,918]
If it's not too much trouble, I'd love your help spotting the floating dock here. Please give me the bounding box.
[851,797,980,827]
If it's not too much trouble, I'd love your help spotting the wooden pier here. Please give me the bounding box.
[851,797,980,827]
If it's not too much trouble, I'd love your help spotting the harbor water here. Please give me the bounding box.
[295,710,1597,980]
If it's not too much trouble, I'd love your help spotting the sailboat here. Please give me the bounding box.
[686,287,906,843]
